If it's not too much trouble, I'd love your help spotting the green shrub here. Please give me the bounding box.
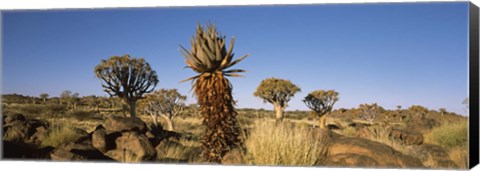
[425,120,468,149]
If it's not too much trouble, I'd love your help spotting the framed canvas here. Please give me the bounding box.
[1,0,479,170]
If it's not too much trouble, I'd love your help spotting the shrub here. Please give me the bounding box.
[41,125,79,148]
[425,120,468,149]
[244,119,329,166]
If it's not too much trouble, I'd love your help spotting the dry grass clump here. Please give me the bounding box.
[244,119,329,166]
[156,138,203,163]
[424,120,468,169]
[424,120,468,149]
[40,125,79,148]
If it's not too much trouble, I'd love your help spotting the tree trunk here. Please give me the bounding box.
[318,113,329,130]
[150,113,158,127]
[159,115,175,131]
[318,115,326,129]
[274,104,284,123]
[165,117,174,131]
[128,100,137,117]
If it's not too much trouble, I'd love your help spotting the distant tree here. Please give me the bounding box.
[254,77,301,122]
[71,93,80,109]
[303,90,339,129]
[439,108,447,116]
[94,55,159,117]
[462,97,469,113]
[359,103,380,123]
[397,105,402,110]
[60,90,72,106]
[40,93,49,104]
[142,89,186,131]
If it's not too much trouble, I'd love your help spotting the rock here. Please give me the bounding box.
[51,148,86,161]
[29,128,48,143]
[104,116,147,133]
[324,153,379,167]
[56,140,113,161]
[4,114,26,124]
[389,129,423,145]
[3,116,49,144]
[222,148,244,165]
[414,144,458,169]
[114,131,156,161]
[92,125,108,153]
[3,120,29,142]
[327,136,424,168]
[2,140,39,159]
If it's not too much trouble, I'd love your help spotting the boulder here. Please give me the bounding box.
[389,129,423,145]
[326,136,424,168]
[104,116,147,133]
[324,153,379,167]
[92,125,108,153]
[55,140,113,161]
[414,144,458,169]
[4,113,26,124]
[3,120,30,142]
[51,148,86,161]
[222,148,245,165]
[113,131,156,161]
[29,126,48,143]
[3,116,49,144]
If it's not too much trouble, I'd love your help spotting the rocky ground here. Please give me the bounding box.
[2,108,468,169]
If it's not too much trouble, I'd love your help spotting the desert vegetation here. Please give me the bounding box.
[1,23,470,170]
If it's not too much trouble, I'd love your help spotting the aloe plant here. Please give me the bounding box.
[179,23,249,163]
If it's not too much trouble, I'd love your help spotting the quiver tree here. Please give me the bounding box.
[179,23,249,163]
[143,89,186,131]
[303,90,339,129]
[253,78,300,122]
[95,55,159,117]
[39,93,49,104]
[60,90,79,109]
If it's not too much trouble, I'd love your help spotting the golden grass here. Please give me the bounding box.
[156,138,202,163]
[244,119,329,166]
[424,120,468,149]
[40,125,79,148]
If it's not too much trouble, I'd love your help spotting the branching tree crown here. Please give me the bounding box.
[303,90,339,117]
[359,103,381,122]
[94,54,158,117]
[254,78,301,108]
[40,93,49,103]
[253,77,300,121]
[143,89,186,130]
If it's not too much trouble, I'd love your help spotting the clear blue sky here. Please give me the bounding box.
[2,2,469,115]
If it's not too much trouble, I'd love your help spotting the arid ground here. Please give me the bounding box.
[1,94,468,169]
